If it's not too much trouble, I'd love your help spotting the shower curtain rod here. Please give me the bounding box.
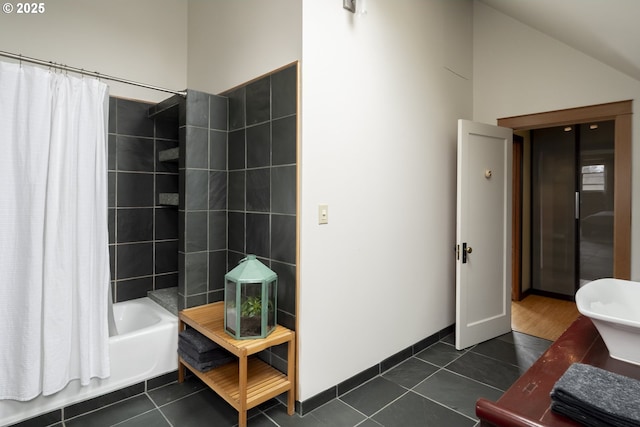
[0,50,187,97]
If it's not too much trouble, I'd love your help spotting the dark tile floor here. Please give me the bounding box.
[47,332,551,427]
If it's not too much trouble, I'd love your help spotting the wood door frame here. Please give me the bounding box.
[498,100,632,300]
[511,135,523,301]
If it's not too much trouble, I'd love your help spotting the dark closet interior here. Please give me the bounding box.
[530,121,614,298]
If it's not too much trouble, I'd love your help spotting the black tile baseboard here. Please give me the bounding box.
[10,410,61,427]
[65,382,145,419]
[380,345,413,373]
[296,387,336,416]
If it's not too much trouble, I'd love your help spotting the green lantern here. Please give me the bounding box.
[224,255,277,339]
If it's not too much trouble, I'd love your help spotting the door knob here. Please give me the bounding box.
[466,246,473,254]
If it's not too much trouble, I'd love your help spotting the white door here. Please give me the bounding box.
[455,119,513,350]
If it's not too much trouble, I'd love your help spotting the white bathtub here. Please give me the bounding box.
[0,297,178,427]
[576,278,640,365]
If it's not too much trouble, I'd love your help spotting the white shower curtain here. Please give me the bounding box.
[0,61,111,401]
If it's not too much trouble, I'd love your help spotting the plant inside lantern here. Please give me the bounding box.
[240,296,275,336]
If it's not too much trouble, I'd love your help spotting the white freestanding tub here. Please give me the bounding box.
[0,297,178,427]
[576,278,640,365]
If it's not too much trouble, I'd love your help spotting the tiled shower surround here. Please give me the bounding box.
[108,63,298,335]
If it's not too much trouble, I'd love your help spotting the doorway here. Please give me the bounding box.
[500,101,631,338]
[530,121,615,298]
[500,100,632,300]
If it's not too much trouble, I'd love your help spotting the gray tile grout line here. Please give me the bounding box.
[414,390,479,424]
[140,389,175,427]
[362,364,481,425]
[255,409,280,427]
[98,385,205,427]
[437,365,507,394]
[360,388,411,423]
[407,366,484,423]
[109,407,158,427]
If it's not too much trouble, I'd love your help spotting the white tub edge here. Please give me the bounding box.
[0,297,178,427]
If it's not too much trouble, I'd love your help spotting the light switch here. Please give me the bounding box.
[318,204,328,225]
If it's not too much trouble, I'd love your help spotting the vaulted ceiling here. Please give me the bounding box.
[479,0,640,82]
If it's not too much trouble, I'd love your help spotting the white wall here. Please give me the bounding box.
[298,0,473,400]
[473,1,640,279]
[0,0,187,102]
[186,0,301,95]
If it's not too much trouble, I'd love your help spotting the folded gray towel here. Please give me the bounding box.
[551,401,612,427]
[178,348,234,372]
[178,337,221,359]
[179,328,220,353]
[178,340,232,364]
[550,363,640,427]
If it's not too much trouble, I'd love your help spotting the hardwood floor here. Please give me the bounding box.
[511,294,580,341]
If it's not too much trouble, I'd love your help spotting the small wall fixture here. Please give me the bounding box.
[343,0,356,13]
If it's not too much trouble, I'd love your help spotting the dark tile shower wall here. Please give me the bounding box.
[224,63,298,336]
[108,97,180,302]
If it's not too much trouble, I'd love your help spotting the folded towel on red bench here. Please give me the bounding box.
[551,363,640,427]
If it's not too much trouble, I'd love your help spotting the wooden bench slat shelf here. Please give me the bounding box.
[178,302,295,427]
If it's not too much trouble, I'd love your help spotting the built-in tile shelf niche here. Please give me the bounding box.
[157,148,179,206]
[151,100,182,208]
[158,192,179,206]
[159,147,179,162]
